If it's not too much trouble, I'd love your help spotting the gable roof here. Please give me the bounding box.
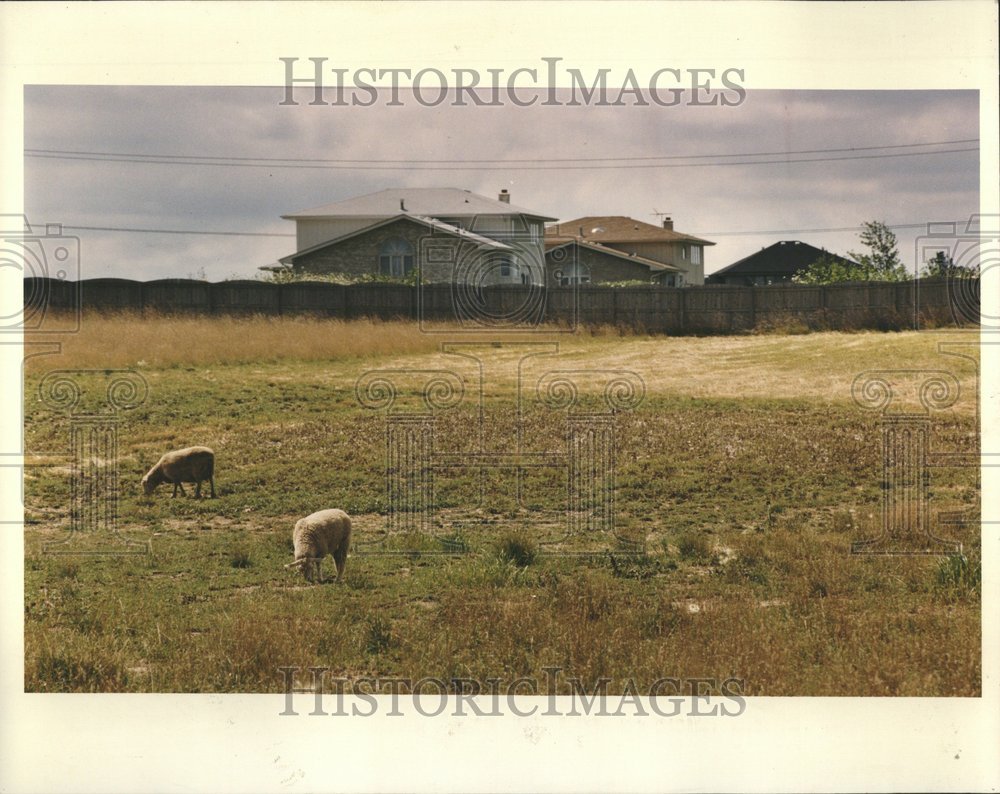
[546,239,681,273]
[284,188,557,221]
[279,214,511,265]
[708,240,858,279]
[546,216,715,246]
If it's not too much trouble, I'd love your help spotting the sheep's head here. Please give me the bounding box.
[141,473,154,495]
[285,557,316,582]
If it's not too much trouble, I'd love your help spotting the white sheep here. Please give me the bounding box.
[142,446,216,498]
[284,508,352,583]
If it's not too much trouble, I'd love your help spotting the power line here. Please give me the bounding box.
[24,138,978,165]
[61,225,293,238]
[693,221,967,237]
[53,220,968,239]
[25,147,977,172]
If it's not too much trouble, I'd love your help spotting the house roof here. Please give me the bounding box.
[545,216,715,246]
[546,239,681,273]
[279,214,511,264]
[708,240,858,279]
[284,188,557,221]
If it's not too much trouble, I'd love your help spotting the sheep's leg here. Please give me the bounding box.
[209,477,216,499]
[176,482,187,497]
[333,546,348,581]
[315,559,324,584]
[171,482,179,498]
[195,480,202,499]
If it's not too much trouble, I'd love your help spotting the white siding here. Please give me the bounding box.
[297,218,375,250]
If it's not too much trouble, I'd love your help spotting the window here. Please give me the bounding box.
[557,262,590,285]
[691,246,702,265]
[378,238,415,277]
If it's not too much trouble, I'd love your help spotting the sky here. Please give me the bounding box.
[24,86,979,282]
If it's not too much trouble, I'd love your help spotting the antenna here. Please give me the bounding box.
[651,209,673,220]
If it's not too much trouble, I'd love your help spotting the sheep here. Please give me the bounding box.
[283,509,352,583]
[142,446,216,498]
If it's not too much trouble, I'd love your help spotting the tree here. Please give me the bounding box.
[792,253,871,285]
[921,250,977,280]
[792,221,908,284]
[848,220,907,282]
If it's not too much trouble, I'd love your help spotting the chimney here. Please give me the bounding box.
[662,216,674,231]
[498,189,510,204]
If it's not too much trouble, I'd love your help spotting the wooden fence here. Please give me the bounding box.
[22,277,975,333]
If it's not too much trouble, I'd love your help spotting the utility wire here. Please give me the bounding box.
[54,221,969,239]
[24,138,978,165]
[25,147,978,172]
[60,225,293,238]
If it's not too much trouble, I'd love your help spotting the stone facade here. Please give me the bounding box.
[545,243,679,286]
[291,217,546,285]
[291,218,429,278]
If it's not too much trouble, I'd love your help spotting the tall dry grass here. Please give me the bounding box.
[24,313,978,413]
[24,311,453,371]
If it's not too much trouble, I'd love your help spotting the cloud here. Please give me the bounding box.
[25,87,978,279]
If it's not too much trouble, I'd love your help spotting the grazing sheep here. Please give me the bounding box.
[142,446,216,498]
[284,509,352,583]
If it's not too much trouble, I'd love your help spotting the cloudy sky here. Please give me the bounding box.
[24,86,978,281]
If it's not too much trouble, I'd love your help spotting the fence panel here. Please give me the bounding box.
[210,280,280,315]
[141,279,212,313]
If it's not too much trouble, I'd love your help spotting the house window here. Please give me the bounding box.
[557,263,590,285]
[681,245,689,261]
[691,246,702,265]
[378,238,415,277]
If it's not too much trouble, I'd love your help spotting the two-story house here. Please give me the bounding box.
[544,216,715,286]
[277,188,557,285]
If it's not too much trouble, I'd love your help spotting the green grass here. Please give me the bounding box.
[22,323,981,695]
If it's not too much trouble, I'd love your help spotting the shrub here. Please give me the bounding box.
[495,530,538,567]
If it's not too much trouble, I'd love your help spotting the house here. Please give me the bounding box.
[544,216,715,286]
[276,188,557,285]
[545,239,683,286]
[706,240,859,286]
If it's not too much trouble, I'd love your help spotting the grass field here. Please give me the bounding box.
[23,313,982,695]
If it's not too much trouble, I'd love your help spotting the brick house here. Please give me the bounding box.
[276,188,557,285]
[544,216,715,286]
[705,240,859,285]
[545,239,682,286]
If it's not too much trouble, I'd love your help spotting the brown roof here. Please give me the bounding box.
[545,216,715,246]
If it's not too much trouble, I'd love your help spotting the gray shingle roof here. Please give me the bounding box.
[284,188,557,221]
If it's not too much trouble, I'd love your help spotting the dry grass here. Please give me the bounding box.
[22,315,981,694]
[27,312,978,414]
[24,311,448,371]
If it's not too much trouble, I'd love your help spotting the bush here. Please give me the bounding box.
[494,530,539,567]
